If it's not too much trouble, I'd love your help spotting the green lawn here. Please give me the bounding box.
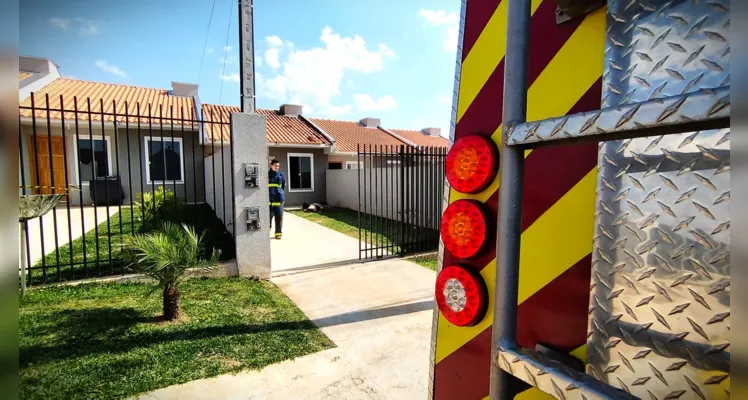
[20,278,334,400]
[290,207,440,266]
[30,203,235,285]
[408,254,438,271]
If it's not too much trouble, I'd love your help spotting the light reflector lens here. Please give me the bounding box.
[446,134,498,194]
[435,265,488,327]
[441,199,490,259]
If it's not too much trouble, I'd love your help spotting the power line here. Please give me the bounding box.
[218,0,234,104]
[197,0,218,84]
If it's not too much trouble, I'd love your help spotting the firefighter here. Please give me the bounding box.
[268,159,285,239]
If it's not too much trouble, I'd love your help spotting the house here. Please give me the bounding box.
[18,55,448,209]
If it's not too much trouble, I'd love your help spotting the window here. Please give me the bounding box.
[328,162,343,170]
[386,159,401,165]
[288,153,314,192]
[145,137,185,184]
[76,136,112,183]
[345,161,363,170]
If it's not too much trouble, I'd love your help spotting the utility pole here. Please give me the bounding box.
[238,0,256,113]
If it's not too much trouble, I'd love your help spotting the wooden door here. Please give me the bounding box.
[28,136,68,198]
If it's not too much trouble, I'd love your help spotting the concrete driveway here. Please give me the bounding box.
[22,206,119,266]
[270,212,361,274]
[139,213,437,400]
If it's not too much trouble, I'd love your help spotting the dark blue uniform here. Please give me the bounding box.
[268,169,286,238]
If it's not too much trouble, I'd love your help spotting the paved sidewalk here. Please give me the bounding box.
[139,213,436,400]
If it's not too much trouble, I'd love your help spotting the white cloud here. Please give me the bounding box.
[76,18,101,35]
[258,26,396,117]
[418,9,459,52]
[256,56,262,67]
[94,60,127,77]
[206,47,215,54]
[354,94,398,111]
[223,45,232,52]
[48,18,70,30]
[265,48,281,70]
[219,73,240,83]
[265,35,283,47]
[48,17,102,35]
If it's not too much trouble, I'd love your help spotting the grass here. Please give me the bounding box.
[289,207,439,261]
[19,278,334,400]
[408,254,438,271]
[29,203,235,285]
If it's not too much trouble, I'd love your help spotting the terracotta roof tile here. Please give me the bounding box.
[390,129,449,148]
[19,72,33,81]
[310,118,406,152]
[201,104,332,146]
[19,78,196,126]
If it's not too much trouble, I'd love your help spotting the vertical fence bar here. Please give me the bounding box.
[43,94,62,280]
[373,146,378,257]
[387,146,393,254]
[192,108,198,204]
[362,145,368,259]
[417,147,424,252]
[356,144,362,260]
[74,98,87,279]
[124,102,135,234]
[58,95,74,279]
[489,0,530,397]
[219,112,227,226]
[100,99,113,275]
[227,110,236,242]
[367,145,373,259]
[18,112,32,285]
[159,104,168,211]
[399,145,404,255]
[137,103,146,223]
[147,104,156,216]
[169,106,177,208]
[112,101,123,274]
[209,110,217,219]
[86,98,101,276]
[179,107,188,203]
[29,94,47,282]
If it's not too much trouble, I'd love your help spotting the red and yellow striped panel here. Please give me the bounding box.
[433,0,607,398]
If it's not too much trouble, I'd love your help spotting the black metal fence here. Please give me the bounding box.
[357,144,447,260]
[19,93,236,285]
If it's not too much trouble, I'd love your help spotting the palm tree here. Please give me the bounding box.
[122,222,219,320]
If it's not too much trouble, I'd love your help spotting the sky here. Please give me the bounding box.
[20,0,460,137]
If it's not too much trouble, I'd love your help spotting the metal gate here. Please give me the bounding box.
[356,145,446,260]
[19,93,236,285]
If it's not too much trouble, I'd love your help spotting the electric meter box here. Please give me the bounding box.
[244,162,260,188]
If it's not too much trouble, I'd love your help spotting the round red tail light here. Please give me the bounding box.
[441,199,492,259]
[436,265,488,327]
[446,134,499,194]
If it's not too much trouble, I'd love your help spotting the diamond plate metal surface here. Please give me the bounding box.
[504,86,729,145]
[497,346,638,399]
[588,1,730,399]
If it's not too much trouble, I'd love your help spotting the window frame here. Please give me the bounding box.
[345,160,363,170]
[144,136,186,185]
[287,152,315,192]
[73,134,113,185]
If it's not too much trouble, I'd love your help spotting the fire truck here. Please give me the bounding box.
[429,0,730,399]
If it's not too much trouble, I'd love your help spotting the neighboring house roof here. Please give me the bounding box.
[19,72,33,81]
[18,78,196,125]
[309,118,406,153]
[200,104,332,146]
[389,129,449,148]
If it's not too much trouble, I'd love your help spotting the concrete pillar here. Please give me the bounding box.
[231,112,271,279]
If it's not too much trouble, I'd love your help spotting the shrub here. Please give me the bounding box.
[121,222,219,320]
[134,187,178,229]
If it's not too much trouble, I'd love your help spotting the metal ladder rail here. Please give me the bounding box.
[488,0,731,399]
